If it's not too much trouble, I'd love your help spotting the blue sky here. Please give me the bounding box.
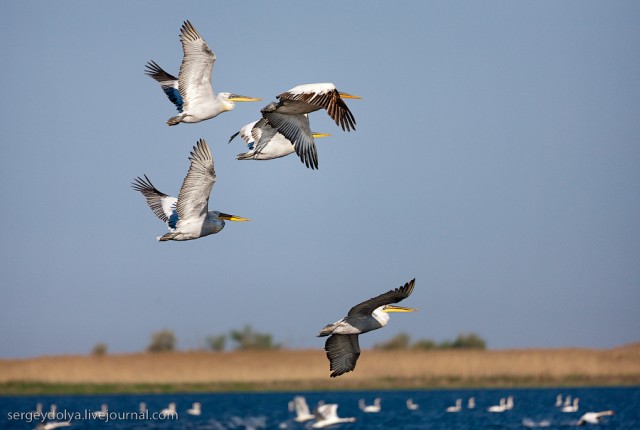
[1,1,639,358]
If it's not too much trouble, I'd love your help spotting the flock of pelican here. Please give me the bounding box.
[29,393,616,429]
[132,20,416,377]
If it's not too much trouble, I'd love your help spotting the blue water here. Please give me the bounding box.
[1,387,638,429]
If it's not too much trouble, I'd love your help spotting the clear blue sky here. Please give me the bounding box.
[1,1,639,358]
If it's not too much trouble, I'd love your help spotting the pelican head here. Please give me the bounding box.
[382,304,418,313]
[219,92,262,111]
[338,91,362,100]
[216,211,251,222]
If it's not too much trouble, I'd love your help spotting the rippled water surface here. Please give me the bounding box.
[1,386,638,429]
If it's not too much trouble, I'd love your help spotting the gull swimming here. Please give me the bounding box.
[145,20,260,126]
[132,139,249,241]
[318,279,417,377]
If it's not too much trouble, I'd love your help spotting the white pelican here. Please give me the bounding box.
[562,397,579,413]
[230,118,330,168]
[406,399,419,410]
[145,20,260,126]
[92,404,108,419]
[186,402,201,416]
[467,397,476,409]
[318,279,417,377]
[487,398,507,413]
[577,410,614,426]
[505,395,514,410]
[160,402,178,417]
[35,423,71,430]
[446,399,462,413]
[359,398,381,413]
[555,394,563,407]
[132,139,249,241]
[46,405,57,420]
[260,83,361,169]
[291,396,315,422]
[312,404,356,428]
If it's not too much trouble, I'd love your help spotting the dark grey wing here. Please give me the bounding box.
[325,334,361,378]
[278,86,356,131]
[251,118,280,154]
[347,278,415,317]
[261,104,318,169]
[131,175,177,222]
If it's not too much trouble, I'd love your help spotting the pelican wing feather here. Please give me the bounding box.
[176,139,216,221]
[278,84,356,131]
[261,106,318,169]
[324,334,360,378]
[347,279,416,317]
[177,20,216,113]
[131,175,177,223]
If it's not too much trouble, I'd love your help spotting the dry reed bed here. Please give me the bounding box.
[2,345,639,388]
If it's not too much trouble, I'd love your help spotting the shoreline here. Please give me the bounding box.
[2,345,639,395]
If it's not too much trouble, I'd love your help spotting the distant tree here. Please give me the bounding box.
[450,332,486,349]
[412,338,437,350]
[206,334,226,352]
[229,325,281,350]
[373,332,411,350]
[147,329,177,352]
[92,343,108,356]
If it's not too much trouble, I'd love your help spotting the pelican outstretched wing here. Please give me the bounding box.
[177,20,216,113]
[324,334,360,378]
[277,83,357,131]
[144,61,183,112]
[348,278,416,317]
[176,139,216,221]
[131,175,177,223]
[261,104,318,169]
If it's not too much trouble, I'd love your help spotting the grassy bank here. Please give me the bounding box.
[2,344,639,395]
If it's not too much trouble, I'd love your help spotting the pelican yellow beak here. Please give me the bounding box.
[312,132,331,139]
[218,212,251,222]
[338,92,362,100]
[383,305,418,313]
[228,94,262,102]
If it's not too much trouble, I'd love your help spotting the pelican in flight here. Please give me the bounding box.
[260,83,361,169]
[290,396,315,422]
[318,278,417,377]
[577,410,614,426]
[132,139,249,241]
[312,404,356,428]
[145,20,260,126]
[229,118,330,168]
